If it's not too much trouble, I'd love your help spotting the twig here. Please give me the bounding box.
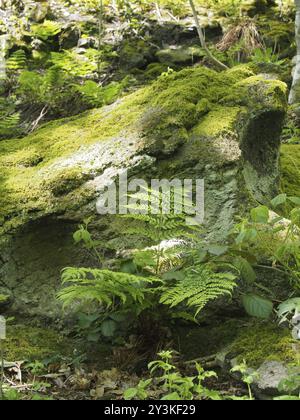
[184,354,217,365]
[28,106,48,133]
[188,0,228,70]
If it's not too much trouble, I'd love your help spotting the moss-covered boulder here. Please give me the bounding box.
[280,144,300,197]
[5,324,72,362]
[220,321,300,399]
[0,65,287,317]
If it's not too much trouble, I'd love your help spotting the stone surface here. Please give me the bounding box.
[253,361,300,399]
[0,65,287,317]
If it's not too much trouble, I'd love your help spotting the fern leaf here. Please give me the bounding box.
[7,50,27,71]
[58,267,161,309]
[160,265,237,316]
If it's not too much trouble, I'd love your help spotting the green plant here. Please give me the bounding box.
[58,268,160,310]
[230,361,259,400]
[228,196,300,320]
[251,47,286,65]
[124,350,222,400]
[6,50,27,72]
[124,379,152,400]
[274,373,300,400]
[0,112,20,138]
[59,186,241,343]
[25,360,47,376]
[160,264,237,316]
[30,20,62,41]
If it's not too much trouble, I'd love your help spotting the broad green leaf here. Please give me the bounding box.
[234,257,256,284]
[271,194,287,208]
[120,260,137,274]
[242,294,273,319]
[123,388,137,400]
[288,196,300,207]
[251,206,269,224]
[161,392,181,400]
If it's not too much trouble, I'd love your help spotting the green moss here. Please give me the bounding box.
[196,98,212,117]
[5,325,72,361]
[229,322,298,368]
[144,63,169,80]
[236,75,287,109]
[280,144,300,197]
[192,106,244,137]
[0,65,287,234]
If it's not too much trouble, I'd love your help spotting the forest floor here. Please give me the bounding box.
[1,317,250,400]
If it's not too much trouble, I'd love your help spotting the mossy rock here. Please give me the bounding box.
[228,321,298,369]
[156,45,203,66]
[280,144,300,198]
[0,64,287,317]
[4,324,72,362]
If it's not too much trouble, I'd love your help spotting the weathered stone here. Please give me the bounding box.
[254,361,300,399]
[0,65,287,317]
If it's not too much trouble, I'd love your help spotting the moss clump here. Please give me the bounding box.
[144,63,169,80]
[192,106,244,138]
[44,168,91,197]
[235,75,287,109]
[5,324,72,362]
[0,64,287,235]
[229,322,298,368]
[280,144,300,198]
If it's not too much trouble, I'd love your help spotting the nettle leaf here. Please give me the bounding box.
[288,197,300,207]
[235,228,258,245]
[234,257,256,284]
[124,388,137,400]
[242,294,274,319]
[251,206,269,224]
[271,194,287,208]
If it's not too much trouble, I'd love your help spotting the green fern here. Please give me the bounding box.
[30,20,62,41]
[58,267,161,309]
[121,186,199,243]
[44,66,66,90]
[6,50,27,71]
[50,50,97,78]
[75,80,103,107]
[160,264,237,316]
[0,112,20,137]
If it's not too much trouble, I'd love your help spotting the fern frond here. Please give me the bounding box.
[44,66,66,90]
[58,267,161,309]
[7,50,27,71]
[160,265,237,316]
[0,112,20,137]
[31,20,62,41]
